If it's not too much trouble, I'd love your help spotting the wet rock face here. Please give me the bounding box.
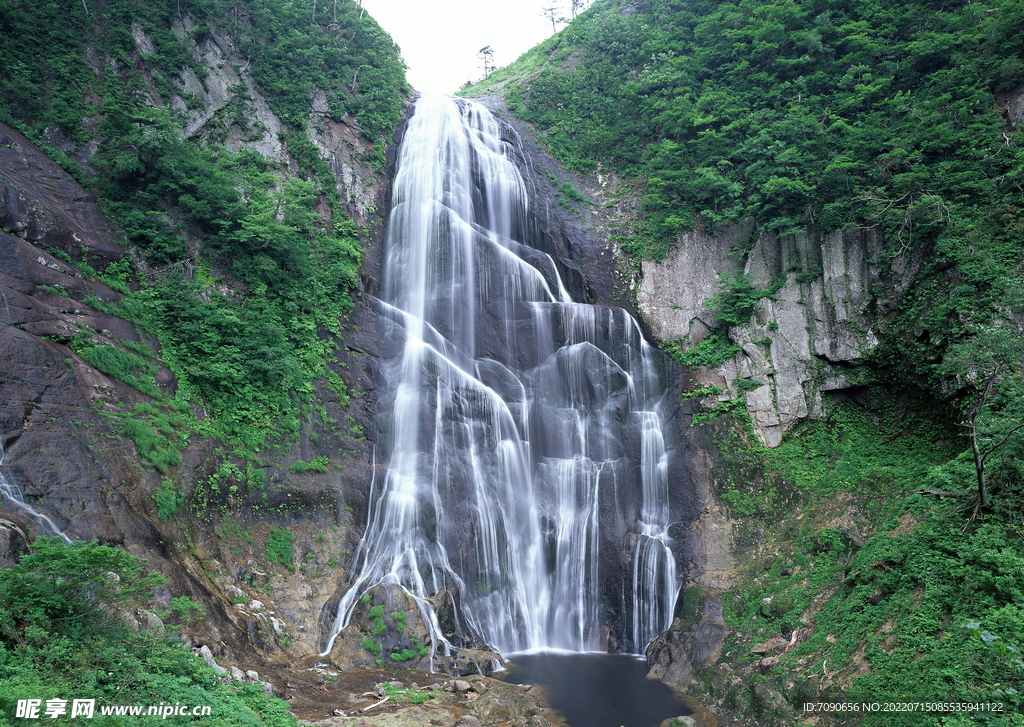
[646,586,729,691]
[0,128,148,545]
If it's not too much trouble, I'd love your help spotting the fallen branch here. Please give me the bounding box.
[363,695,390,713]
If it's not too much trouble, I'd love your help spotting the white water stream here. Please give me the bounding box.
[323,95,677,657]
[0,439,70,542]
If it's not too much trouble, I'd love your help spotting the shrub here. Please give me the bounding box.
[266,527,294,568]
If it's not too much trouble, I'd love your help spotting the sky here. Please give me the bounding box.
[359,0,566,94]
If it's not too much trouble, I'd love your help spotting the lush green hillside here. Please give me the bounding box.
[0,539,297,727]
[478,0,1023,258]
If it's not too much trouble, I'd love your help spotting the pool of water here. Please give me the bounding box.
[498,652,692,727]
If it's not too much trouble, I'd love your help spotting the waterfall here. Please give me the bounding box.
[0,288,12,325]
[323,94,677,657]
[0,440,70,543]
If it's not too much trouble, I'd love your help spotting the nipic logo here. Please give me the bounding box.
[15,699,212,719]
[16,699,94,719]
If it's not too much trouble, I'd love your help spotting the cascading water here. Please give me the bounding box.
[0,289,12,326]
[323,94,678,658]
[0,440,70,542]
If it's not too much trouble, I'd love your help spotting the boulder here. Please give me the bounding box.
[659,718,697,727]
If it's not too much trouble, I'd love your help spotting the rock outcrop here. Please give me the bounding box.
[637,221,913,446]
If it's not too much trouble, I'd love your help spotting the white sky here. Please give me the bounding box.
[360,0,566,94]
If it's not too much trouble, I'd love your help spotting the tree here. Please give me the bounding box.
[478,45,495,77]
[0,538,165,644]
[541,6,568,33]
[938,324,1024,510]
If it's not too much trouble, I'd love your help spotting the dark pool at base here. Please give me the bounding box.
[497,652,692,727]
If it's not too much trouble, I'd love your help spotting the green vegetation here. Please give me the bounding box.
[167,595,206,624]
[265,527,295,568]
[934,323,1024,510]
[390,610,407,633]
[701,395,1024,724]
[154,477,185,520]
[70,337,162,400]
[706,273,771,327]
[662,333,739,369]
[476,0,1023,265]
[289,455,330,474]
[0,0,408,475]
[360,637,382,656]
[378,681,441,704]
[0,539,297,726]
[368,604,386,636]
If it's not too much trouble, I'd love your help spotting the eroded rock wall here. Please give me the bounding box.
[637,222,915,446]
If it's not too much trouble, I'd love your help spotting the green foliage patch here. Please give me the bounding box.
[154,477,184,520]
[265,526,295,569]
[70,337,162,400]
[717,393,954,517]
[0,539,297,726]
[711,391,1024,723]
[289,455,330,474]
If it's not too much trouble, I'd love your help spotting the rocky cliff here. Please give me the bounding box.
[637,222,916,447]
[0,1,404,691]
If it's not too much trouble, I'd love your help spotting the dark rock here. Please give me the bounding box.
[750,682,789,715]
[0,123,122,261]
[647,592,728,691]
[0,516,31,566]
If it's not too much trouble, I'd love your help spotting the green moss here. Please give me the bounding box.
[361,638,382,656]
[390,610,407,633]
[289,455,330,474]
[368,604,386,636]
